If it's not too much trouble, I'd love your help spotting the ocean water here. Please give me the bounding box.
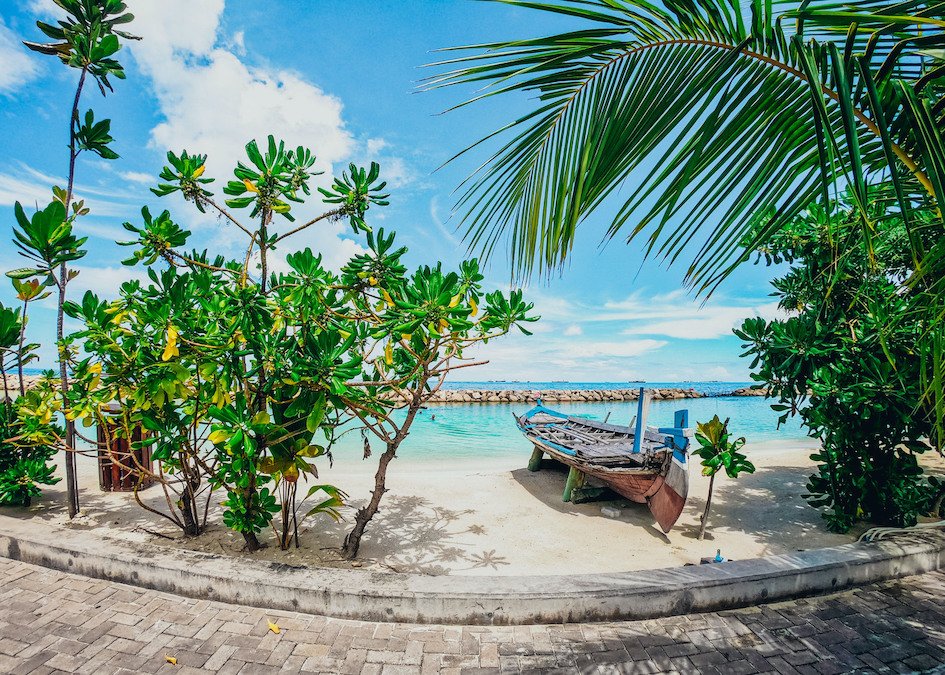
[24,369,810,461]
[331,382,811,462]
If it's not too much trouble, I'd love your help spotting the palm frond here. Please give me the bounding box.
[430,0,944,288]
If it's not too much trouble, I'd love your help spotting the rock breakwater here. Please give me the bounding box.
[429,387,693,404]
[427,386,768,404]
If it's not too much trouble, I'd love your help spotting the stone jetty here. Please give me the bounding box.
[430,389,704,403]
[425,386,765,404]
[727,386,768,397]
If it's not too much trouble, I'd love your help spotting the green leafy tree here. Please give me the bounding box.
[0,316,62,507]
[10,279,51,399]
[736,189,939,531]
[15,0,137,517]
[336,246,537,559]
[69,135,536,556]
[693,416,754,540]
[0,306,24,399]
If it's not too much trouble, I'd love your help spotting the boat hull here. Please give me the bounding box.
[645,451,689,533]
[530,439,688,533]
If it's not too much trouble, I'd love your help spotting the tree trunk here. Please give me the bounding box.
[342,389,425,560]
[342,445,395,559]
[179,482,199,537]
[16,300,26,399]
[243,531,261,552]
[698,473,716,540]
[60,66,88,521]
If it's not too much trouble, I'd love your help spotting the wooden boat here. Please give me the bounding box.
[515,389,691,532]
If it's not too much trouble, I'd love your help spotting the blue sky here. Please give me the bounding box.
[0,0,786,382]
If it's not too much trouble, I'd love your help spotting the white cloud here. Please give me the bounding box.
[0,165,142,222]
[28,0,59,16]
[359,138,414,188]
[30,264,149,311]
[69,265,151,299]
[122,0,392,270]
[0,170,50,207]
[458,331,666,382]
[224,30,246,56]
[127,1,353,183]
[620,299,787,339]
[119,170,154,184]
[429,196,461,247]
[512,287,789,340]
[0,19,40,94]
[366,138,388,155]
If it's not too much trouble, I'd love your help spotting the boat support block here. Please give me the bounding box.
[527,448,544,472]
[563,466,585,502]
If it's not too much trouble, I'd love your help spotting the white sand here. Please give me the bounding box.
[4,438,889,576]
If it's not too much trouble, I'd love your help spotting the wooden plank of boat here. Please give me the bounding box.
[516,392,691,532]
[646,449,689,532]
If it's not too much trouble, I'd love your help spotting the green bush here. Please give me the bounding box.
[736,190,939,531]
[65,136,536,555]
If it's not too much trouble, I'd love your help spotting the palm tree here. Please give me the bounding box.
[428,0,945,293]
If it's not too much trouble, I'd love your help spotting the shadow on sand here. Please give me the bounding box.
[510,458,856,555]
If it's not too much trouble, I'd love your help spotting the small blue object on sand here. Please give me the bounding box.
[700,548,729,564]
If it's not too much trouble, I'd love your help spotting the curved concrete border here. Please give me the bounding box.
[0,514,942,625]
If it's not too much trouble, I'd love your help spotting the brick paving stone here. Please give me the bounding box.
[2,559,945,673]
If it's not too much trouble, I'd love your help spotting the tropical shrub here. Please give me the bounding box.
[736,190,939,531]
[0,286,60,508]
[693,416,753,540]
[9,0,137,517]
[67,136,536,554]
[0,374,61,507]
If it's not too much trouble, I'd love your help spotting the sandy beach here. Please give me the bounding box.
[4,437,897,577]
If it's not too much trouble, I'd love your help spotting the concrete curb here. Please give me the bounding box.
[0,514,942,625]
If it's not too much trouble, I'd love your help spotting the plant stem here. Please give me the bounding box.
[342,392,424,559]
[16,299,27,399]
[1,358,9,405]
[698,472,715,541]
[61,65,88,520]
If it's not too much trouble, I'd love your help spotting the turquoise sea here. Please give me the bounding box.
[331,382,810,461]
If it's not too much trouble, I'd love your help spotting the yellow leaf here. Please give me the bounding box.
[267,620,281,634]
[192,165,205,178]
[164,655,177,666]
[212,387,231,407]
[208,429,229,445]
[384,342,393,365]
[449,294,461,308]
[88,362,102,374]
[243,179,259,193]
[162,325,179,362]
[368,276,378,286]
[382,290,394,307]
[252,411,270,425]
[401,333,412,342]
[439,318,449,332]
[470,298,478,317]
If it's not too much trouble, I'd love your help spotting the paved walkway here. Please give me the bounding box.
[1,558,944,674]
